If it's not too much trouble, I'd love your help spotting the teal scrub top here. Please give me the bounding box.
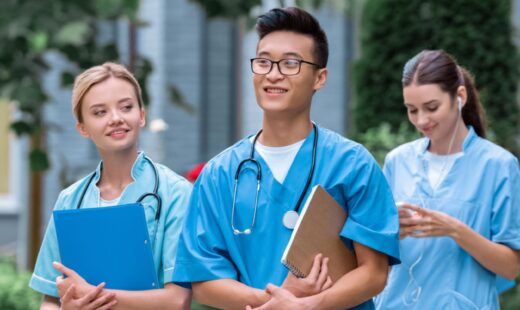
[173,125,400,310]
[376,127,520,309]
[29,152,192,297]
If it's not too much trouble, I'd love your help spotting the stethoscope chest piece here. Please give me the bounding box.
[282,210,299,229]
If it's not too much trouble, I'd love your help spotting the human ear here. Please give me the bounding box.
[139,108,146,128]
[313,68,328,91]
[456,86,467,109]
[75,122,90,138]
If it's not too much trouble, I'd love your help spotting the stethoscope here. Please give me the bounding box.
[76,156,162,247]
[231,123,318,235]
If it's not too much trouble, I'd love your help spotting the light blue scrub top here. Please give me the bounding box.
[29,152,192,297]
[376,127,520,309]
[173,125,400,310]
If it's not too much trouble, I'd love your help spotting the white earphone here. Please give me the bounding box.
[457,96,462,112]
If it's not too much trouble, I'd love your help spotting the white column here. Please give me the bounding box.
[137,0,168,163]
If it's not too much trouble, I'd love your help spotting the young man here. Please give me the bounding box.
[173,7,400,309]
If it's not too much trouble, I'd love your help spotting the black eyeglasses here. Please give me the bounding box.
[250,58,320,76]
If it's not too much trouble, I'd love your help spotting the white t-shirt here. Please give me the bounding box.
[424,151,463,190]
[251,136,305,184]
[99,195,121,207]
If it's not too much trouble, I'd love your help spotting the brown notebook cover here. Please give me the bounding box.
[281,185,357,283]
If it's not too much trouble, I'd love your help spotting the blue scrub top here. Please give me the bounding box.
[173,125,400,310]
[29,152,192,297]
[376,127,520,309]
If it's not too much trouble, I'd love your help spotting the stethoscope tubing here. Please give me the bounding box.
[293,123,318,213]
[75,155,162,246]
[231,123,318,234]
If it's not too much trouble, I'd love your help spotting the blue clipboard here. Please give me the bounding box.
[53,203,159,290]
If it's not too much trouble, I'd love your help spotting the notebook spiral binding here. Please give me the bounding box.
[282,260,306,278]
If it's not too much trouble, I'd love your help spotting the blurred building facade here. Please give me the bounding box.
[0,0,355,269]
[1,0,519,269]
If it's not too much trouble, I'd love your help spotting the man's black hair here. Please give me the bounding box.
[256,7,328,68]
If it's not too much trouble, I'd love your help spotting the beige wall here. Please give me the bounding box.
[0,101,9,194]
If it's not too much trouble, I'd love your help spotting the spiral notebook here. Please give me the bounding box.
[54,203,159,290]
[281,185,357,283]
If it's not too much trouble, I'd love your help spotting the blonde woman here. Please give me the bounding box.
[30,63,192,309]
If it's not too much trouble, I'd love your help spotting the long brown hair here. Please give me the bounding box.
[402,50,486,137]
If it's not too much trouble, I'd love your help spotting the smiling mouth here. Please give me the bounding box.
[264,87,288,94]
[107,129,129,136]
[420,127,435,135]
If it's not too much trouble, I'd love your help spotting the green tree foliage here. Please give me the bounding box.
[190,0,261,18]
[0,0,149,171]
[190,0,346,19]
[354,0,519,153]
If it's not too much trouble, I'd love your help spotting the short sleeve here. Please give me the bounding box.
[496,276,515,294]
[172,168,238,283]
[340,146,400,265]
[491,156,520,249]
[29,193,65,297]
[161,179,192,283]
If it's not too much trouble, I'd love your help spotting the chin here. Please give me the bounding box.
[258,102,287,113]
[104,141,138,153]
[420,131,432,138]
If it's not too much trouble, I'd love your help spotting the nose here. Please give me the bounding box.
[415,111,429,127]
[108,109,123,125]
[266,62,284,81]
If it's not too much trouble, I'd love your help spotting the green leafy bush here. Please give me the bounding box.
[502,281,520,309]
[354,0,520,154]
[500,279,520,310]
[0,257,40,310]
[0,255,220,310]
[353,122,419,165]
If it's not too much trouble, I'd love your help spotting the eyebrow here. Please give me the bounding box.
[404,100,438,107]
[88,98,134,109]
[257,51,304,59]
[117,98,133,104]
[88,103,106,110]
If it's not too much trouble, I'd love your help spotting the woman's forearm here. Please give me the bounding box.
[110,283,191,310]
[452,221,520,279]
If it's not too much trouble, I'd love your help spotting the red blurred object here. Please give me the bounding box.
[186,162,205,183]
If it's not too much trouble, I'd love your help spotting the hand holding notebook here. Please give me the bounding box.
[281,185,357,283]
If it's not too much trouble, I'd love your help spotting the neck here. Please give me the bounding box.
[97,148,139,198]
[259,114,312,147]
[429,120,468,155]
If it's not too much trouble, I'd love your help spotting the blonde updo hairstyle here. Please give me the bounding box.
[72,62,143,123]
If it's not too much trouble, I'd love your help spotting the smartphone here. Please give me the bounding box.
[396,201,414,216]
